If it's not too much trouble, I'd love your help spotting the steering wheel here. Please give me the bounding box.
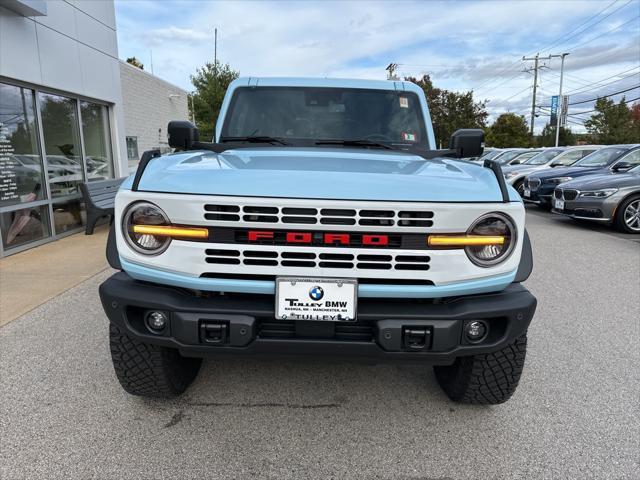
[363,133,393,142]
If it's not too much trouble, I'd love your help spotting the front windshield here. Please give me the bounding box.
[513,151,541,163]
[481,150,503,160]
[526,149,563,165]
[496,150,525,164]
[574,147,628,167]
[221,87,428,146]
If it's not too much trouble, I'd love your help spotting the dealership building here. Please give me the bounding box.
[0,0,188,256]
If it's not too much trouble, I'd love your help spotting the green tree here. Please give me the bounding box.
[126,57,144,70]
[190,61,239,140]
[536,123,575,147]
[485,113,531,148]
[405,75,488,148]
[584,97,636,144]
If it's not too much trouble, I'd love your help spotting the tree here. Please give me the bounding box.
[405,75,488,148]
[485,113,531,148]
[584,97,636,144]
[126,57,144,70]
[536,123,575,147]
[190,61,239,140]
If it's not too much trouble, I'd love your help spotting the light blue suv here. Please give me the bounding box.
[100,78,536,404]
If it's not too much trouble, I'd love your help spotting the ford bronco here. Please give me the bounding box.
[100,78,536,404]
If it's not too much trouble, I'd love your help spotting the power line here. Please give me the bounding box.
[539,0,634,53]
[568,85,640,105]
[564,66,640,95]
[569,15,640,51]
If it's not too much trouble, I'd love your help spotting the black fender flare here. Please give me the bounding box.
[514,229,533,283]
[106,223,122,270]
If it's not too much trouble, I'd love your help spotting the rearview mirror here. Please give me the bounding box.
[449,129,484,158]
[168,120,199,150]
[612,161,633,172]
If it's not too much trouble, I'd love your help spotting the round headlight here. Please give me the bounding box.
[465,213,516,267]
[122,202,171,255]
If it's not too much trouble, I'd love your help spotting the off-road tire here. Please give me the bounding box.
[109,324,201,398]
[434,334,527,404]
[614,194,640,234]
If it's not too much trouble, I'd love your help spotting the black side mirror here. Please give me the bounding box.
[612,161,632,172]
[449,129,484,158]
[168,120,199,150]
[511,159,522,165]
[550,160,563,167]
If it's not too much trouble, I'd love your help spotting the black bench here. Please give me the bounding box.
[80,178,125,235]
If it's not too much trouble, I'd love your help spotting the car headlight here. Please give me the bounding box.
[579,188,618,198]
[547,176,573,184]
[122,202,172,255]
[465,213,516,267]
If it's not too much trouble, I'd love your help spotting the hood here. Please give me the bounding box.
[528,164,605,180]
[560,171,640,190]
[502,164,545,175]
[125,147,518,202]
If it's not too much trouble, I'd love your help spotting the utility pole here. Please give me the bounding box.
[150,50,154,75]
[214,28,217,69]
[554,53,569,147]
[522,54,540,135]
[386,63,399,80]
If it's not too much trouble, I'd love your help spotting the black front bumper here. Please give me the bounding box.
[99,272,537,365]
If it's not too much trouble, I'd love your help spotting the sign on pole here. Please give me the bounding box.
[560,95,569,127]
[550,95,559,125]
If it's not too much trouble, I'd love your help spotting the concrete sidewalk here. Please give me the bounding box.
[0,225,110,326]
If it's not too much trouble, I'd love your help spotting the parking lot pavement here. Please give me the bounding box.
[1,212,638,480]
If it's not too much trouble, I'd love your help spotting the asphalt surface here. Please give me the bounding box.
[1,207,639,480]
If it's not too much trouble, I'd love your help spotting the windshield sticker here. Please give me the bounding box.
[399,97,409,108]
[402,132,416,142]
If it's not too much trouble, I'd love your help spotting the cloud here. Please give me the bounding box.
[115,0,640,133]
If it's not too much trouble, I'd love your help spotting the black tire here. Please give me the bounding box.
[434,334,527,405]
[513,179,525,197]
[109,324,201,398]
[614,194,640,234]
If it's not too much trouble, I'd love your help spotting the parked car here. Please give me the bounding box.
[504,149,543,166]
[503,146,600,196]
[552,163,640,233]
[99,77,537,405]
[523,145,640,207]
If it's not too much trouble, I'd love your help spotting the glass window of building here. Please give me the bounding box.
[0,83,46,208]
[126,136,139,165]
[38,92,84,198]
[81,101,114,181]
[0,204,51,250]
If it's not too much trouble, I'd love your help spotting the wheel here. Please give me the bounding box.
[434,334,527,405]
[109,324,202,398]
[614,194,640,233]
[513,179,525,197]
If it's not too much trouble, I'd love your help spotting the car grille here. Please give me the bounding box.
[527,178,541,191]
[258,319,374,341]
[563,189,578,201]
[554,189,562,200]
[204,248,430,272]
[204,204,434,227]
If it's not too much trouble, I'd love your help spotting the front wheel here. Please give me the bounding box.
[513,179,525,197]
[614,195,640,233]
[109,324,202,398]
[434,334,527,404]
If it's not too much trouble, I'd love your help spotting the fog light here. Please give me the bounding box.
[146,311,168,332]
[465,320,487,342]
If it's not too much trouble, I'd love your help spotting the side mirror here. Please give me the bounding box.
[449,129,484,158]
[168,120,199,150]
[550,160,563,167]
[511,159,522,165]
[612,161,632,172]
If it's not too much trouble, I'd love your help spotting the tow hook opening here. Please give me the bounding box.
[402,327,432,351]
[200,321,229,344]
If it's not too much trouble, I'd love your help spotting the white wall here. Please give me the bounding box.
[120,62,189,171]
[0,0,128,176]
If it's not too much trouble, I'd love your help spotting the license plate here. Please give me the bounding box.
[554,198,564,210]
[524,188,530,197]
[275,277,357,321]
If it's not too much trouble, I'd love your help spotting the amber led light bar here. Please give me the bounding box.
[132,225,209,239]
[428,235,505,247]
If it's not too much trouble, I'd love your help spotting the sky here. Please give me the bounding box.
[115,0,640,134]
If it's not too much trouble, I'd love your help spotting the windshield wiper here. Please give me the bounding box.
[315,139,394,150]
[220,136,289,145]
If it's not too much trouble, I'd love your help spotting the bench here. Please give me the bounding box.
[80,178,125,235]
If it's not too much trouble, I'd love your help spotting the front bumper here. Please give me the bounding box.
[100,272,537,365]
[551,196,615,222]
